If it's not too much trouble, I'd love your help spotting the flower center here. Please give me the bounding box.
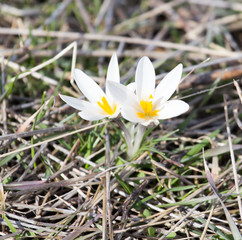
[97,96,117,115]
[137,95,159,119]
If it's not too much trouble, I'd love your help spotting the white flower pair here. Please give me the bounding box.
[59,53,189,126]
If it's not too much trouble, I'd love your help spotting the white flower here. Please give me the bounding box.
[107,56,189,126]
[59,53,120,121]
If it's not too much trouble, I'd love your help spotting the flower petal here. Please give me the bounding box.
[59,94,104,116]
[135,56,155,100]
[78,111,106,121]
[106,53,120,103]
[74,68,105,104]
[140,119,159,126]
[154,63,183,103]
[157,100,189,120]
[121,107,145,124]
[59,94,92,111]
[121,107,159,126]
[107,82,139,109]
[127,82,136,92]
[106,53,120,84]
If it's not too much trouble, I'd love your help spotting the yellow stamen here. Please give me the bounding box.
[137,96,159,119]
[97,96,117,115]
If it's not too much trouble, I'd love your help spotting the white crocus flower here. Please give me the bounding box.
[107,56,189,126]
[59,53,120,121]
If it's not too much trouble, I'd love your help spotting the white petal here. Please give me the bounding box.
[106,53,120,103]
[121,108,159,126]
[59,94,91,111]
[154,63,183,103]
[157,100,189,120]
[74,68,105,104]
[127,82,136,92]
[140,119,159,126]
[121,107,144,124]
[135,56,155,100]
[106,53,120,83]
[107,82,139,109]
[109,107,120,118]
[78,111,106,121]
[59,94,105,118]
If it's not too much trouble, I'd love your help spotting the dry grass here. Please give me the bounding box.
[0,0,242,239]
